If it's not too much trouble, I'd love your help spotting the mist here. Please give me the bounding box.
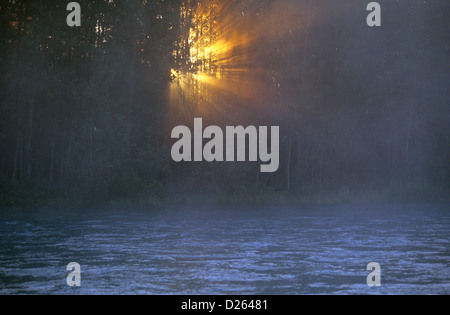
[0,0,449,297]
[0,0,449,205]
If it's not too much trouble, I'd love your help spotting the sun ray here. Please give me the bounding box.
[167,0,318,127]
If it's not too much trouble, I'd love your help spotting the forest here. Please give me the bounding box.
[0,0,449,206]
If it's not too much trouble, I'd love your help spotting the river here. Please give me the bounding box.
[0,203,448,294]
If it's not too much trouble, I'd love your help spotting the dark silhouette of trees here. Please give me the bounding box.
[0,0,448,206]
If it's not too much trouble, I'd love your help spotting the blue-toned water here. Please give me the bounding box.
[0,204,448,294]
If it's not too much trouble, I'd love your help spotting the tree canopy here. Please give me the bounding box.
[1,0,449,206]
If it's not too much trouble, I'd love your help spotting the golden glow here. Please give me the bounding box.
[167,0,315,124]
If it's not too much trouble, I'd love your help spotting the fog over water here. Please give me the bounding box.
[0,0,449,296]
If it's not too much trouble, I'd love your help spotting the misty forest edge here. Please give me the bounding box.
[0,1,449,207]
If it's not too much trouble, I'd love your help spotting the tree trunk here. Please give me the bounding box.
[25,94,34,179]
[49,140,55,188]
[286,126,293,192]
[89,125,94,180]
[256,162,260,187]
[12,126,20,182]
[59,131,66,185]
[12,39,23,182]
[65,131,73,181]
[127,55,136,157]
[19,136,24,180]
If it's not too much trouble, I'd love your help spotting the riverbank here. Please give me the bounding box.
[1,176,448,208]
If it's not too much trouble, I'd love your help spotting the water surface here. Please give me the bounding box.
[0,204,448,294]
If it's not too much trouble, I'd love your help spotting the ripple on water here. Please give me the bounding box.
[0,204,449,294]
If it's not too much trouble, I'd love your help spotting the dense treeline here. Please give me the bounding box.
[0,0,449,206]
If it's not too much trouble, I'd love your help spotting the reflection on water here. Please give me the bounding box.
[0,204,448,294]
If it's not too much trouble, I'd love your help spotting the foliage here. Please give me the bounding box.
[0,1,449,207]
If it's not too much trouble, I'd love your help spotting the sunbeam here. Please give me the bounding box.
[167,0,318,125]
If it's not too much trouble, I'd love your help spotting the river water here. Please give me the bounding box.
[0,204,448,295]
